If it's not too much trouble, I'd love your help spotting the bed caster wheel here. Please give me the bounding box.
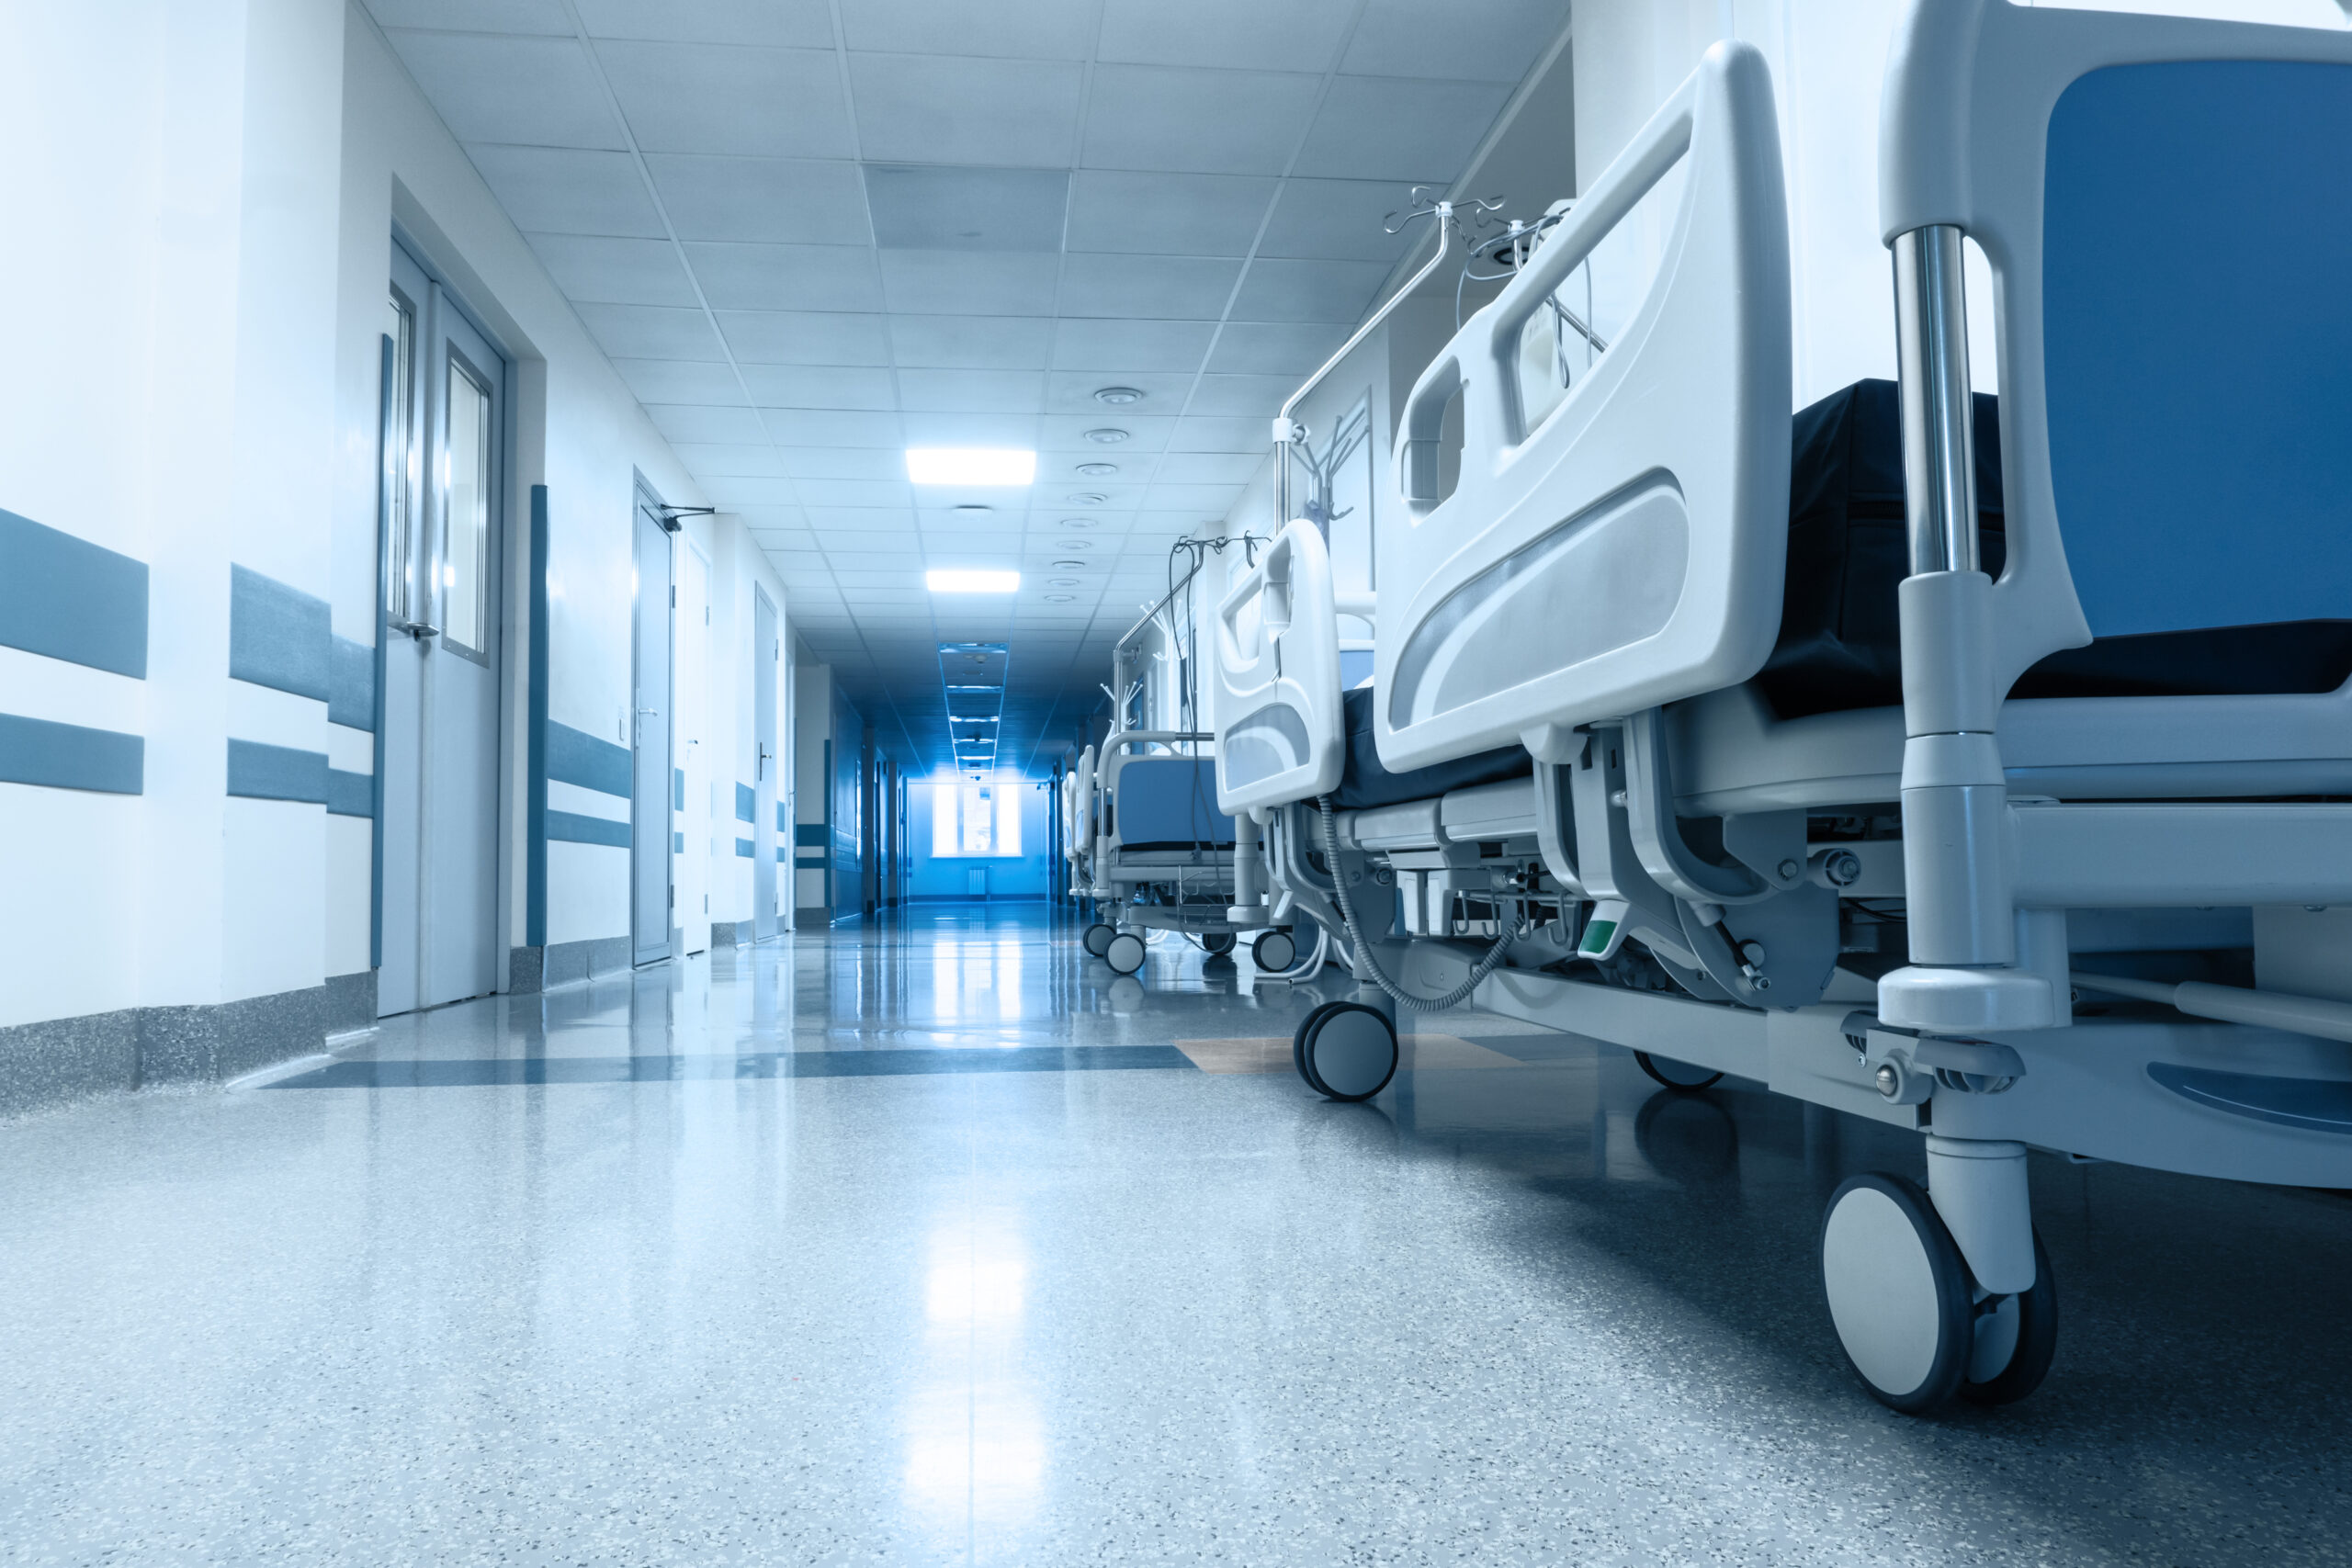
[1292,1001,1342,1094]
[1250,929,1296,972]
[1082,923,1115,958]
[1820,1174,1977,1412]
[1297,1001,1397,1102]
[1102,931,1146,976]
[1959,1228,2058,1406]
[1635,1050,1723,1091]
[1202,931,1237,956]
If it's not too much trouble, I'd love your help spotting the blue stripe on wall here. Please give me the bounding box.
[548,809,630,848]
[734,782,755,822]
[0,511,147,678]
[548,720,630,797]
[795,823,827,847]
[0,712,143,794]
[735,837,755,857]
[327,768,373,818]
[673,830,684,852]
[228,566,330,701]
[227,739,328,804]
[673,767,684,810]
[329,636,376,729]
[777,801,788,830]
[777,847,788,862]
[526,485,549,950]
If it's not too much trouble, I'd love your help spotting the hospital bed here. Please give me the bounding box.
[1076,730,1293,976]
[1212,5,2352,1413]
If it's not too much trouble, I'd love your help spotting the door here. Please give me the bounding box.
[752,587,778,941]
[677,539,710,955]
[630,486,673,965]
[380,243,503,1017]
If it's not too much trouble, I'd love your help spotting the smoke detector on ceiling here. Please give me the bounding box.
[1082,428,1129,445]
[1093,386,1144,405]
[1075,462,1118,477]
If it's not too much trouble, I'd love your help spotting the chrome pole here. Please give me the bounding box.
[1892,225,1977,575]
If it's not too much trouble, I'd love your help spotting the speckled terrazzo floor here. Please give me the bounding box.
[4,903,2350,1565]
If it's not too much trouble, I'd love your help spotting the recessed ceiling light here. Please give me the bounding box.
[906,448,1035,486]
[1057,540,1093,550]
[1059,518,1098,528]
[1051,559,1086,570]
[1067,491,1108,504]
[927,570,1020,592]
[1075,462,1118,478]
[952,502,993,514]
[1047,578,1081,587]
[1082,428,1129,445]
[1043,593,1076,603]
[1093,386,1144,405]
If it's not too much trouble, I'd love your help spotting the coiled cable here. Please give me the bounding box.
[1316,795,1526,1012]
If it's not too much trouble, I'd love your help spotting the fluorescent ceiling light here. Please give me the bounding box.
[927,570,1019,593]
[906,447,1035,486]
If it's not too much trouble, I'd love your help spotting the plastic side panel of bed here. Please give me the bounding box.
[1374,40,1792,773]
[1212,520,1347,811]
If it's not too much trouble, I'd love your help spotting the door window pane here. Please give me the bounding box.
[442,355,492,655]
[385,294,415,623]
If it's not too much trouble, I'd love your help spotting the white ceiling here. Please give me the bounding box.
[364,0,1572,773]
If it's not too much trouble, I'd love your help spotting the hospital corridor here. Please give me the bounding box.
[6,0,2352,1562]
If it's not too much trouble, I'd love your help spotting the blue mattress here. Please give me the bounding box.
[1114,757,1235,850]
[1333,685,1530,811]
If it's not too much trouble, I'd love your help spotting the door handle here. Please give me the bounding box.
[390,618,439,640]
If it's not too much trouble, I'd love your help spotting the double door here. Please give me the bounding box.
[379,244,503,1016]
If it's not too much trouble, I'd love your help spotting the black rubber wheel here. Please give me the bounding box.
[1202,931,1237,956]
[1292,1000,1344,1094]
[1082,922,1115,958]
[1251,929,1296,973]
[1820,1173,1974,1414]
[1103,931,1147,976]
[1635,1050,1724,1091]
[1960,1227,2059,1405]
[1300,1001,1399,1102]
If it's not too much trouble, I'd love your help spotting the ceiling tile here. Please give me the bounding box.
[672,443,789,477]
[877,251,1058,316]
[526,233,699,306]
[598,43,854,158]
[574,0,834,47]
[576,302,729,361]
[800,480,918,507]
[645,403,768,445]
[888,315,1055,370]
[805,506,918,529]
[849,55,1085,167]
[1043,371,1194,412]
[741,364,898,410]
[1063,171,1274,256]
[1142,482,1246,511]
[1150,451,1264,484]
[839,0,1095,59]
[1165,415,1272,452]
[390,33,623,149]
[1036,414,1173,453]
[718,310,892,367]
[898,412,1040,447]
[468,146,663,237]
[1205,321,1351,375]
[1340,0,1568,83]
[763,408,906,446]
[778,449,907,480]
[864,165,1069,252]
[649,157,870,244]
[897,368,1046,412]
[1258,177,1426,261]
[1293,77,1512,182]
[611,358,747,404]
[1049,318,1216,373]
[1080,66,1320,176]
[1096,0,1355,72]
[1231,257,1392,323]
[365,0,571,32]
[1188,373,1301,414]
[1057,254,1239,321]
[703,475,802,506]
[685,243,884,311]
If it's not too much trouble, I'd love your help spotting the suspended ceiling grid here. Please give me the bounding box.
[361,0,1573,775]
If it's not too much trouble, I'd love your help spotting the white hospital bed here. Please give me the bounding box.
[1075,730,1291,976]
[1212,7,2352,1413]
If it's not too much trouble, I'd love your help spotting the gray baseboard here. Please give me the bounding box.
[794,907,830,929]
[1,981,337,1119]
[506,935,632,994]
[709,919,742,947]
[324,970,376,1035]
